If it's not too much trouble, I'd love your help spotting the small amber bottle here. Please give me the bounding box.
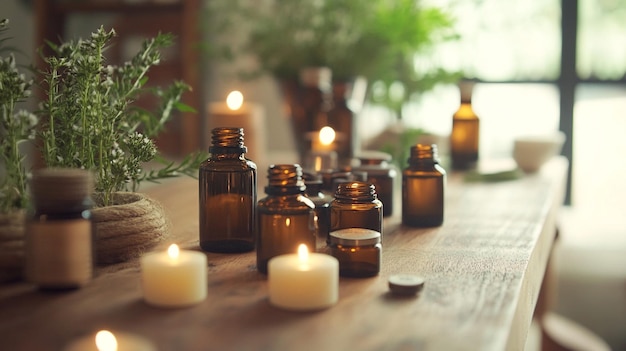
[329,181,383,242]
[352,151,397,217]
[402,144,446,227]
[450,80,480,170]
[329,228,381,278]
[257,164,316,274]
[303,173,332,241]
[25,168,94,289]
[199,127,257,253]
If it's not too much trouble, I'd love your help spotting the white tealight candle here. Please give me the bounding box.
[268,244,339,311]
[64,330,156,351]
[140,244,207,308]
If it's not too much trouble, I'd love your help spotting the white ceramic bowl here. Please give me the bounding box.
[513,131,566,173]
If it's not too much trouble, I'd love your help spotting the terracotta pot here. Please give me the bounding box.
[0,209,25,283]
[92,192,169,265]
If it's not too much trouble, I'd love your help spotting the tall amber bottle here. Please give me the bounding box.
[402,144,446,227]
[199,127,257,253]
[257,164,316,274]
[450,81,479,170]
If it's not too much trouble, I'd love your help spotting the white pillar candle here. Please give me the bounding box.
[140,244,207,308]
[268,244,339,311]
[208,90,266,165]
[64,330,156,351]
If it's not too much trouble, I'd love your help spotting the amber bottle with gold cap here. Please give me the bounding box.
[256,164,316,274]
[450,80,479,170]
[199,127,257,253]
[402,144,446,227]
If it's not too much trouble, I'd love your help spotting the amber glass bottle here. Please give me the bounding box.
[257,164,316,274]
[329,181,383,242]
[199,127,257,253]
[303,173,332,241]
[402,144,446,227]
[450,81,479,170]
[25,168,94,289]
[352,151,397,217]
[329,228,381,278]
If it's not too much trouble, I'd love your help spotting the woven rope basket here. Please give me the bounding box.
[92,192,170,265]
[0,192,169,280]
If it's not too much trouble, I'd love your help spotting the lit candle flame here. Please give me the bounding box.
[319,126,336,146]
[226,90,244,110]
[297,244,309,263]
[167,244,180,259]
[95,330,118,351]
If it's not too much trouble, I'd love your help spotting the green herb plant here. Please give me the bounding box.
[0,19,37,213]
[38,27,205,206]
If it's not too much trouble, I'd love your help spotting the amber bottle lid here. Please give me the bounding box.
[458,80,475,103]
[356,150,392,165]
[329,228,381,246]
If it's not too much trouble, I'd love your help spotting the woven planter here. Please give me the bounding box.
[92,192,169,265]
[0,210,25,283]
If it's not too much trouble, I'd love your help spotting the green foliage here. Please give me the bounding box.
[206,0,461,98]
[0,19,37,213]
[380,127,424,170]
[38,27,205,206]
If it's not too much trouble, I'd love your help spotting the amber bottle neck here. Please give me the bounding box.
[334,181,378,201]
[407,144,440,166]
[265,164,306,195]
[209,127,247,154]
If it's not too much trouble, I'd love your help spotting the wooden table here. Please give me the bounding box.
[0,157,568,351]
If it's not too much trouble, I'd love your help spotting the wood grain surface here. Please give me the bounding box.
[0,157,568,351]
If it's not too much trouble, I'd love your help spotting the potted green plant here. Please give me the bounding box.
[206,0,461,165]
[37,26,206,264]
[0,19,37,281]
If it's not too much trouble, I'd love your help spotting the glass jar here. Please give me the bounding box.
[199,127,257,253]
[352,151,397,217]
[257,164,316,274]
[329,181,383,243]
[329,228,381,278]
[303,173,333,241]
[25,168,94,289]
[450,80,480,170]
[402,144,446,227]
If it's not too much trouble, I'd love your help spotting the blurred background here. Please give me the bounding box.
[2,0,625,349]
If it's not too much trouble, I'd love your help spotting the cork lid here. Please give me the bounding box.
[30,168,93,211]
[330,228,381,246]
[458,80,475,103]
